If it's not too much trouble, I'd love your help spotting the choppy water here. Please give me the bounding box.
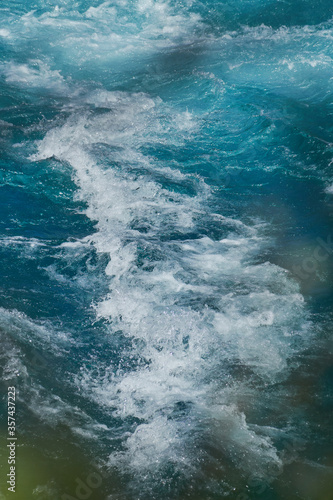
[0,1,333,499]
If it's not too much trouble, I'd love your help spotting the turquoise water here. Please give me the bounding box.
[0,1,333,499]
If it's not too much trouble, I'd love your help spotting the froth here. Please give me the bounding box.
[30,86,312,484]
[0,60,68,93]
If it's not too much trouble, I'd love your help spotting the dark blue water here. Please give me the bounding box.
[0,1,333,499]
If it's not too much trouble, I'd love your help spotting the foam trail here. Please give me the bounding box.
[31,88,310,493]
[2,0,328,495]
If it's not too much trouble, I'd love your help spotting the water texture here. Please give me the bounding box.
[0,1,333,499]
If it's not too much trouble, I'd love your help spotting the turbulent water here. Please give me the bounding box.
[0,1,333,499]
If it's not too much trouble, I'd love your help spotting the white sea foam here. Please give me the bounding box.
[325,184,333,194]
[4,0,203,73]
[212,21,333,104]
[0,307,70,348]
[0,308,109,444]
[0,236,47,248]
[0,28,10,37]
[0,0,328,493]
[30,86,311,486]
[0,60,68,93]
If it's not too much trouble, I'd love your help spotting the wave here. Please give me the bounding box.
[29,87,312,494]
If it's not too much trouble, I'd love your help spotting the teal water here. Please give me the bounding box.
[0,1,333,499]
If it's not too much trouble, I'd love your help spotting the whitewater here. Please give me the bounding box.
[0,1,333,499]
